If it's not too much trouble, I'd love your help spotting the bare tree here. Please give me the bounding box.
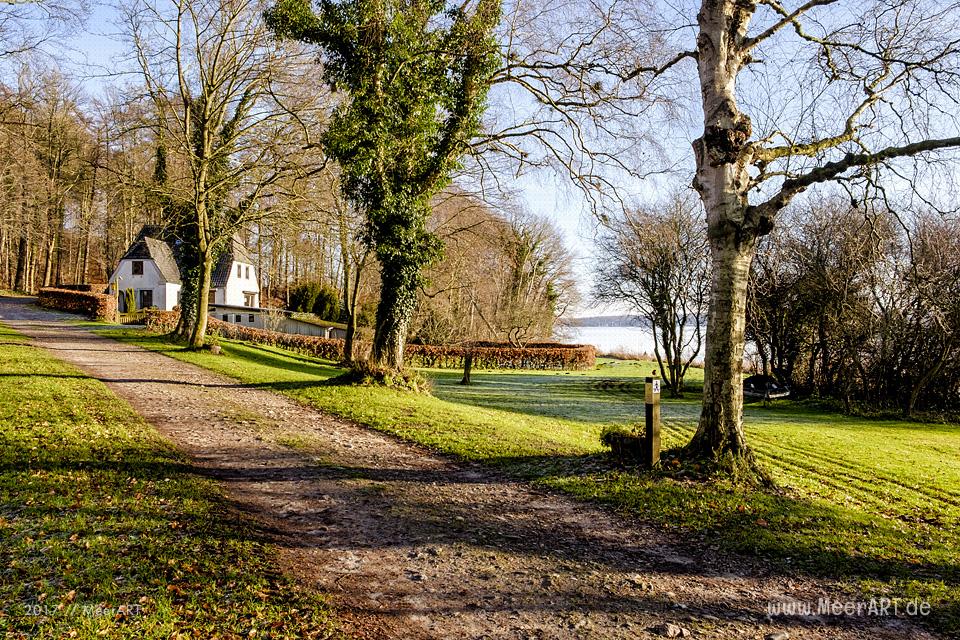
[878,212,960,417]
[120,0,326,348]
[414,193,576,347]
[594,191,709,396]
[471,0,680,213]
[562,0,960,461]
[680,0,960,461]
[0,0,86,60]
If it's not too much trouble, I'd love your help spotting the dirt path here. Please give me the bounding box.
[0,298,933,640]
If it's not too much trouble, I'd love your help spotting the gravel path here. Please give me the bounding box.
[0,297,934,640]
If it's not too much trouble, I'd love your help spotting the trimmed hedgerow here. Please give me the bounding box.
[142,310,595,371]
[38,287,117,322]
[405,342,596,370]
[143,309,179,332]
[211,320,345,361]
[53,283,108,293]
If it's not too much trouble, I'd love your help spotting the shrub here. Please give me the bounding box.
[209,318,345,361]
[142,312,595,371]
[289,282,341,320]
[144,309,179,333]
[406,342,596,371]
[600,425,647,463]
[328,360,431,393]
[288,282,320,313]
[55,283,108,293]
[312,284,340,321]
[37,287,117,322]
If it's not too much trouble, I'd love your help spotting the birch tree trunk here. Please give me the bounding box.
[685,0,760,460]
[686,239,754,457]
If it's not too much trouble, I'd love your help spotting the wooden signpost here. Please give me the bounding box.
[644,376,661,467]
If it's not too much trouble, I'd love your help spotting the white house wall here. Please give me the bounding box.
[108,259,179,311]
[221,262,259,307]
[165,283,182,310]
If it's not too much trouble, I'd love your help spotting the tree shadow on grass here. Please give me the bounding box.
[217,342,342,380]
[0,373,89,380]
[234,342,343,370]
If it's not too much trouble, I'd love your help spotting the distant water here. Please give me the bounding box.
[556,325,659,357]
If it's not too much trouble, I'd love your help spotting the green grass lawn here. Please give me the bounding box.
[101,329,960,635]
[0,325,337,639]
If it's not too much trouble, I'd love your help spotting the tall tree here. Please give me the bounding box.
[594,192,709,396]
[682,0,960,461]
[266,0,503,370]
[0,0,85,60]
[123,0,324,348]
[581,0,960,462]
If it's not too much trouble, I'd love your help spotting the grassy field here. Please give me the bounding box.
[0,325,337,639]
[100,329,960,635]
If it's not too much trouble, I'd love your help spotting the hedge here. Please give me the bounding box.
[405,342,596,370]
[142,310,596,371]
[38,287,117,322]
[54,283,108,293]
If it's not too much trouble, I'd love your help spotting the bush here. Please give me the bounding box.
[406,341,596,371]
[37,287,117,322]
[288,282,319,314]
[143,312,595,371]
[54,283,108,293]
[209,318,345,361]
[289,282,341,321]
[327,360,431,393]
[600,425,647,463]
[312,285,340,321]
[144,309,179,333]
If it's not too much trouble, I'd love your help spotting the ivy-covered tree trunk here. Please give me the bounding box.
[371,257,419,370]
[267,0,502,375]
[174,261,199,340]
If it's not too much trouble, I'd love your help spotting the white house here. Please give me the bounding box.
[108,226,260,312]
[208,237,260,308]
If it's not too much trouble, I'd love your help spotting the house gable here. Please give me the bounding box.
[211,237,260,307]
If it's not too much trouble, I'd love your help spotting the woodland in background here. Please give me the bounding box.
[2,0,960,464]
[748,199,960,418]
[0,70,572,347]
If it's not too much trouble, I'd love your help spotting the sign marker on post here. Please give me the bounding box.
[644,376,661,467]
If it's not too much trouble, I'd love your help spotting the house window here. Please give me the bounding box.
[222,314,229,321]
[244,292,256,307]
[248,314,255,323]
[245,266,250,279]
[237,264,242,278]
[208,289,216,304]
[138,289,153,309]
[132,261,144,275]
[234,314,242,323]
